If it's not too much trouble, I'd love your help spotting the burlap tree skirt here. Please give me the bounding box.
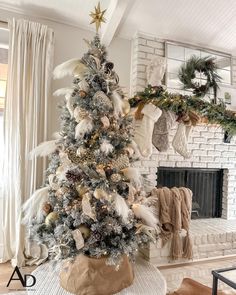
[59,254,134,295]
[26,256,166,295]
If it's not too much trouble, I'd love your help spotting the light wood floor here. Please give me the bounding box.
[159,256,236,294]
[0,262,36,294]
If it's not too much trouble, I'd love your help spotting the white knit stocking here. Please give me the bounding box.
[172,122,192,158]
[134,103,162,158]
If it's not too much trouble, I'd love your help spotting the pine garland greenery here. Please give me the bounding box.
[178,55,221,101]
[129,85,236,135]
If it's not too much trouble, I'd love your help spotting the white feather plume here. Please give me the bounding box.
[22,187,49,224]
[111,90,124,117]
[30,140,57,159]
[122,167,142,188]
[53,87,74,97]
[53,88,75,116]
[73,62,88,79]
[65,95,75,117]
[100,139,114,155]
[132,203,159,229]
[53,59,87,79]
[113,193,130,223]
[75,118,93,139]
[52,132,61,139]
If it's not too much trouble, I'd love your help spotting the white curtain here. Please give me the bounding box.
[1,18,54,266]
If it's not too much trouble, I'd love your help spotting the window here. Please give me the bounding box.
[0,51,7,161]
[0,27,9,186]
[166,42,232,102]
[0,49,7,185]
[0,52,7,110]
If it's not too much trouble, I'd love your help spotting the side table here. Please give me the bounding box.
[212,266,236,295]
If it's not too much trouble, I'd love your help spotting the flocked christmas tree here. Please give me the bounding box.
[23,3,159,269]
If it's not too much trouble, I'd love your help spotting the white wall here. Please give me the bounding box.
[49,23,131,135]
[0,9,131,136]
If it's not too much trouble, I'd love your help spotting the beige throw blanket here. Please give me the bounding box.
[152,187,193,260]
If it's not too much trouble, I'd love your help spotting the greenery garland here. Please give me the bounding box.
[178,55,221,102]
[129,85,236,135]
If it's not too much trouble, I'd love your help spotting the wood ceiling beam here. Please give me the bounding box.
[101,0,134,46]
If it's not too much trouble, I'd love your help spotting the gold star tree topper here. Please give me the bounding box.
[90,2,106,33]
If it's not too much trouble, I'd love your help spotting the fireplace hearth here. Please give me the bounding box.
[157,167,223,218]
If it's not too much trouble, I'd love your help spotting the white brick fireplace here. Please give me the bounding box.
[131,32,236,220]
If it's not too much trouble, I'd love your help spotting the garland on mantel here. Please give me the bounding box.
[129,85,236,135]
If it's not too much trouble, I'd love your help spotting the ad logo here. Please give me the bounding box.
[6,266,36,288]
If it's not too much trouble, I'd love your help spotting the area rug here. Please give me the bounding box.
[168,278,236,295]
[22,256,167,295]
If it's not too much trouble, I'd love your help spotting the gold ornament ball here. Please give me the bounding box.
[78,225,91,239]
[79,90,87,98]
[45,212,59,226]
[42,202,52,215]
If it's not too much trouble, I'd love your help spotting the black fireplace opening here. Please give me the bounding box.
[157,167,223,219]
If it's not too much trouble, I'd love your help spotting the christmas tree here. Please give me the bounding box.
[23,6,158,269]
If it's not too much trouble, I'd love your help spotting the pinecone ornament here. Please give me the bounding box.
[111,173,121,182]
[93,91,113,110]
[68,150,81,164]
[113,154,129,170]
[66,169,82,182]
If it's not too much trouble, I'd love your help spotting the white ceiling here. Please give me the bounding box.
[119,0,236,54]
[0,0,236,53]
